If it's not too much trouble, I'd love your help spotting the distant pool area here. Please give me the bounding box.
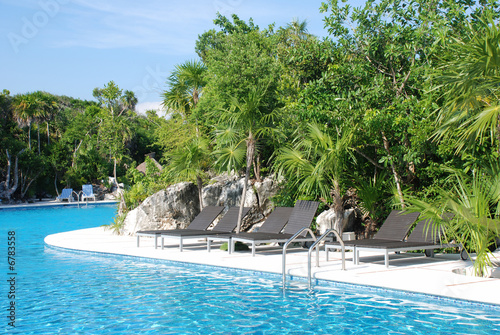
[1,205,500,334]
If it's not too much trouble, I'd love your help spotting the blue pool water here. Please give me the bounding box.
[1,205,499,334]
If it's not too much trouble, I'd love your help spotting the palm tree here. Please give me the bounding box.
[121,90,138,115]
[166,137,211,210]
[216,82,280,233]
[433,15,500,152]
[37,92,58,146]
[275,122,355,234]
[406,163,500,277]
[12,93,39,151]
[162,60,207,117]
[286,18,310,40]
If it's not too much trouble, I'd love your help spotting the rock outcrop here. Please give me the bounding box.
[121,175,281,235]
[121,182,199,235]
[316,208,355,235]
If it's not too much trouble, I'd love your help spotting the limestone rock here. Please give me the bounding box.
[121,182,199,235]
[316,208,355,235]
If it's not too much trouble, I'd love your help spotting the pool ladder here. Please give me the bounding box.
[282,228,345,289]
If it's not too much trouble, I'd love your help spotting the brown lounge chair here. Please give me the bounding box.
[136,206,224,249]
[206,206,294,253]
[160,206,251,251]
[229,200,320,256]
[347,217,465,267]
[325,210,421,265]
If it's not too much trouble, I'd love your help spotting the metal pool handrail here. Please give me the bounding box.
[282,227,317,288]
[307,229,345,289]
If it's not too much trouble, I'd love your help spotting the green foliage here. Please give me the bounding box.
[1,83,162,200]
[103,211,126,235]
[406,159,500,274]
[123,158,170,209]
[162,60,206,116]
[353,172,391,224]
[166,137,211,183]
[219,241,249,252]
[154,113,197,154]
[433,13,500,153]
[275,122,355,201]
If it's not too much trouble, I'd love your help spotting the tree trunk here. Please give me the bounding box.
[47,122,50,146]
[253,154,261,182]
[236,134,255,234]
[5,149,11,190]
[20,171,41,199]
[72,140,83,168]
[497,114,500,154]
[113,157,118,187]
[1,149,23,201]
[331,180,345,234]
[196,175,204,211]
[403,133,416,184]
[54,171,59,197]
[28,122,32,151]
[37,123,41,155]
[381,132,405,207]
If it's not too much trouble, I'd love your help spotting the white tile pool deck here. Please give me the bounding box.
[44,226,500,306]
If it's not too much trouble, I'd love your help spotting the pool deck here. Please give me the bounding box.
[45,226,500,306]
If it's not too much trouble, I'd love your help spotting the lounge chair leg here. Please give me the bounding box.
[228,239,232,254]
[207,239,211,252]
[326,246,330,262]
[161,237,164,250]
[137,236,140,248]
[179,238,183,252]
[385,250,389,268]
[252,243,255,257]
[154,236,158,249]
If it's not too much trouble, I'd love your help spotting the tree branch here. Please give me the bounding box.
[354,147,384,169]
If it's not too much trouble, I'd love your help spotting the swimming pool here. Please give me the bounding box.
[1,205,499,334]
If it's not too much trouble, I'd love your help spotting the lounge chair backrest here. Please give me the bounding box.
[373,210,420,241]
[406,219,437,243]
[60,188,73,198]
[213,206,251,232]
[407,214,451,243]
[258,207,294,234]
[187,206,225,230]
[283,200,320,235]
[82,184,94,196]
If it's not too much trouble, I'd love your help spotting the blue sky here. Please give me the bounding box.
[1,0,364,113]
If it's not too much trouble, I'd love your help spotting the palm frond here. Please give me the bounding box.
[212,142,246,173]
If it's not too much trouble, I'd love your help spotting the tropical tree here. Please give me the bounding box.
[162,60,207,117]
[166,137,211,210]
[275,122,355,234]
[93,81,136,186]
[12,93,39,150]
[406,163,500,277]
[432,14,500,153]
[216,83,281,233]
[121,90,138,112]
[284,18,311,41]
[38,92,58,146]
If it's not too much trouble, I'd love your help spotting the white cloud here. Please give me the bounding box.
[135,101,167,117]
